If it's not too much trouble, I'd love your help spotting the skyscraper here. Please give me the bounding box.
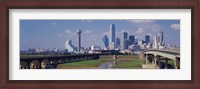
[124,40,129,49]
[129,35,135,45]
[145,35,150,43]
[154,35,158,48]
[124,32,128,49]
[103,35,109,48]
[124,31,128,40]
[110,24,115,43]
[109,24,115,49]
[115,37,120,49]
[154,31,165,49]
[121,31,128,50]
[157,31,164,46]
[77,29,81,52]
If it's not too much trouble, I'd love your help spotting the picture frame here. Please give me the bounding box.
[0,0,199,89]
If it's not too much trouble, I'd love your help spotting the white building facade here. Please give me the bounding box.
[65,40,75,52]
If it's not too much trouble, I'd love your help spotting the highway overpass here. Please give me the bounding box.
[141,49,180,69]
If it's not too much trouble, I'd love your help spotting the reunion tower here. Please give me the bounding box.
[77,29,81,52]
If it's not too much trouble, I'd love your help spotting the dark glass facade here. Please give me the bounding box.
[103,35,109,48]
[145,35,150,43]
[129,35,135,45]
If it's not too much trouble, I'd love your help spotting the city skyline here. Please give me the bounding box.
[20,20,180,50]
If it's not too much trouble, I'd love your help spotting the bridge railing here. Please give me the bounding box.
[143,49,180,56]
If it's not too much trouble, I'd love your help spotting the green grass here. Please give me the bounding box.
[113,60,143,69]
[56,55,141,69]
[57,60,104,69]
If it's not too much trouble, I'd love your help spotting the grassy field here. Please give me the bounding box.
[57,60,104,69]
[57,55,142,69]
[112,60,144,69]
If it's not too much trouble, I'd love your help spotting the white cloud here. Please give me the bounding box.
[128,20,155,23]
[134,23,161,40]
[65,29,71,34]
[136,27,145,34]
[135,24,161,34]
[171,23,180,30]
[128,20,161,33]
[84,30,92,34]
[51,22,57,25]
[144,24,161,32]
[81,20,93,22]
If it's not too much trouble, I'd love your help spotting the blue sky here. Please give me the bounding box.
[20,20,180,50]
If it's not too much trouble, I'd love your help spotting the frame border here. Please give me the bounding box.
[1,0,199,89]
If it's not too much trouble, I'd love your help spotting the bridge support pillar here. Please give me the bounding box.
[158,59,161,69]
[154,57,157,68]
[174,57,180,69]
[145,55,148,64]
[165,59,168,69]
[20,61,29,69]
[153,57,158,65]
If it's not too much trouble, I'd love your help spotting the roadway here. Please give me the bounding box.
[142,48,180,69]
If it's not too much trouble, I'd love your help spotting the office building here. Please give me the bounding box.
[121,31,128,50]
[154,31,165,49]
[109,42,115,50]
[124,40,129,49]
[109,24,116,49]
[154,35,158,48]
[65,40,75,52]
[157,31,164,46]
[128,45,141,52]
[91,45,101,51]
[145,35,150,43]
[129,35,135,45]
[103,35,109,48]
[115,37,120,49]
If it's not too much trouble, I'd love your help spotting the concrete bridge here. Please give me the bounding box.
[20,54,100,69]
[141,49,180,69]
